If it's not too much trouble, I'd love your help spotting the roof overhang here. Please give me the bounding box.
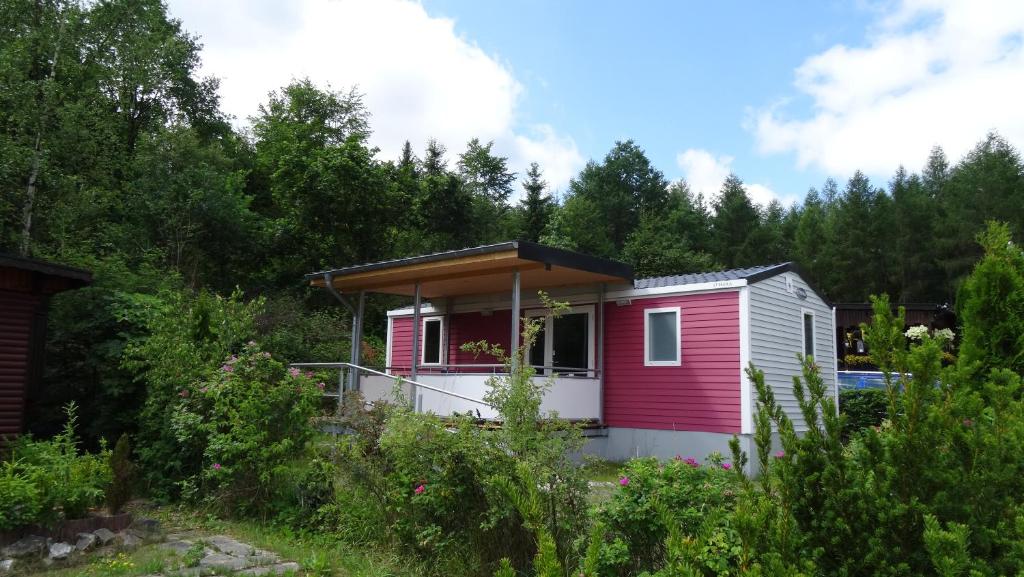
[0,253,93,294]
[306,241,634,298]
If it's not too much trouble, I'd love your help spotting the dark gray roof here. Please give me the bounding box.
[634,263,792,289]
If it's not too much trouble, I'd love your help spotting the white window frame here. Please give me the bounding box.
[420,316,446,366]
[525,305,595,373]
[644,306,682,367]
[801,308,816,360]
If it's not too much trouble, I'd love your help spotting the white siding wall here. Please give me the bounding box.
[748,273,836,431]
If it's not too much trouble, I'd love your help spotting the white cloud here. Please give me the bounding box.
[753,0,1024,176]
[675,148,795,207]
[165,0,583,192]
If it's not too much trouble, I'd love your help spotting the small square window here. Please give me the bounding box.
[422,318,443,365]
[645,307,681,366]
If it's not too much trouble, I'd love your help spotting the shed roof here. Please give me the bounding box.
[307,241,634,298]
[0,253,93,294]
[635,263,792,289]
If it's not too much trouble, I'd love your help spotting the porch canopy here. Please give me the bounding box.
[305,241,633,392]
[306,241,633,298]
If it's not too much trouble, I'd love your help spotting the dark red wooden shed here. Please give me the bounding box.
[0,254,91,440]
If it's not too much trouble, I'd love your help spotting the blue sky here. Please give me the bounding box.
[421,1,875,203]
[167,0,1024,206]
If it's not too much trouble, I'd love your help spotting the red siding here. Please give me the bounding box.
[603,292,741,433]
[448,310,511,365]
[389,310,514,372]
[386,292,741,434]
[0,290,39,439]
[389,316,413,373]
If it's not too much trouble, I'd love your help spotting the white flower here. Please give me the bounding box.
[933,328,955,342]
[905,325,930,341]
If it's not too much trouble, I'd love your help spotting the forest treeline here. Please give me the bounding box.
[3,1,1024,439]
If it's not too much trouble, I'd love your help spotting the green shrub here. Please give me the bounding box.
[328,294,590,576]
[0,466,41,531]
[591,456,740,577]
[172,342,322,515]
[123,288,261,498]
[729,289,1024,576]
[838,388,888,439]
[106,434,134,514]
[2,404,111,528]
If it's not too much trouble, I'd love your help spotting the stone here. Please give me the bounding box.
[1,535,47,559]
[208,534,254,557]
[238,562,302,576]
[199,551,249,572]
[128,517,163,542]
[118,531,143,549]
[158,539,195,555]
[75,532,99,551]
[247,552,281,567]
[48,542,75,561]
[0,559,13,573]
[93,528,117,545]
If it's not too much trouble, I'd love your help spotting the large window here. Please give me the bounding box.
[421,317,444,365]
[528,306,594,376]
[645,307,681,366]
[802,309,815,359]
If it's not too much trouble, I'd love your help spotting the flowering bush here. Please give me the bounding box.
[904,324,931,341]
[171,342,322,515]
[124,289,261,498]
[591,456,740,576]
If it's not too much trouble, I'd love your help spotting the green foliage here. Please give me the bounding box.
[590,456,741,577]
[730,274,1024,576]
[956,221,1024,377]
[1,403,111,529]
[838,389,888,439]
[0,466,41,531]
[326,296,590,576]
[123,289,261,498]
[173,342,322,515]
[106,433,134,514]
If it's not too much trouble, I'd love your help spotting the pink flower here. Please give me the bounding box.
[673,454,683,461]
[288,367,300,377]
[227,355,238,364]
[619,476,630,486]
[963,418,973,427]
[212,463,221,470]
[317,382,325,390]
[262,351,272,358]
[684,457,699,467]
[721,463,732,470]
[414,484,425,495]
[305,371,314,378]
[774,451,785,459]
[221,364,234,372]
[179,389,189,398]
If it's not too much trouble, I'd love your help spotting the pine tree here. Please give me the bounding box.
[518,163,551,243]
[711,174,761,268]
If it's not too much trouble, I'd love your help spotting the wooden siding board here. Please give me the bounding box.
[0,290,39,439]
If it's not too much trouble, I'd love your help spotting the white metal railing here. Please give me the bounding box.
[289,361,492,407]
[385,363,599,378]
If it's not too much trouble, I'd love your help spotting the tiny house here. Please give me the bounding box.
[306,242,836,464]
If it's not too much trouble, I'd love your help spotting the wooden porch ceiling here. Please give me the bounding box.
[306,241,633,298]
